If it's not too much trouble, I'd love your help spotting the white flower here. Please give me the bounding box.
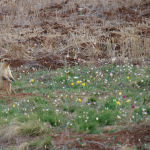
[110,73,113,77]
[87,80,90,83]
[112,57,116,62]
[142,108,146,112]
[66,53,69,58]
[104,79,107,83]
[143,112,147,115]
[117,115,121,119]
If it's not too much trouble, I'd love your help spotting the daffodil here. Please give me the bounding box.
[126,100,130,103]
[119,92,122,95]
[77,81,80,84]
[116,101,121,105]
[71,83,74,86]
[30,79,34,83]
[78,99,81,102]
[82,83,85,86]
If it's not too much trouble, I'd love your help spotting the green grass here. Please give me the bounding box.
[0,63,150,149]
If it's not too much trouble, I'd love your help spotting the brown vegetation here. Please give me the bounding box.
[0,0,150,69]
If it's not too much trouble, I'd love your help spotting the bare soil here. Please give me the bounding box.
[0,92,33,104]
[53,125,150,150]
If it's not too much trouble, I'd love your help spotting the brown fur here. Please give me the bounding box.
[0,58,15,93]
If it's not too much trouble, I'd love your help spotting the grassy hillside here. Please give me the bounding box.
[0,63,150,149]
[0,0,150,149]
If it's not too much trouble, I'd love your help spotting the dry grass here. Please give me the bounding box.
[0,116,51,150]
[0,0,150,64]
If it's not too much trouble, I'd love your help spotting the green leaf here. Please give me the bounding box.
[108,130,115,133]
[112,135,118,140]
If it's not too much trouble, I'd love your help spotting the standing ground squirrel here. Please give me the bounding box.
[0,58,15,93]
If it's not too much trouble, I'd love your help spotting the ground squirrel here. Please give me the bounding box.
[0,58,15,93]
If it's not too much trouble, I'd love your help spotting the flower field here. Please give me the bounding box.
[0,62,150,149]
[0,0,150,149]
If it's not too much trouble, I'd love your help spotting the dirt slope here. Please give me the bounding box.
[0,0,150,70]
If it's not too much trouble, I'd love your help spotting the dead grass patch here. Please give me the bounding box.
[0,0,149,64]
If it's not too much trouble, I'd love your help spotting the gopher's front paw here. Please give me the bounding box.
[10,78,15,82]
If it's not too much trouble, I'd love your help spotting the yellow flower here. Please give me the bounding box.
[127,76,129,79]
[82,83,85,87]
[119,92,122,95]
[65,95,68,98]
[30,79,34,83]
[116,101,121,105]
[77,81,81,84]
[71,83,74,86]
[126,100,130,103]
[13,104,15,108]
[78,99,81,102]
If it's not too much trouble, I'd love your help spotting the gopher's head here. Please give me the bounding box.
[1,58,11,68]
